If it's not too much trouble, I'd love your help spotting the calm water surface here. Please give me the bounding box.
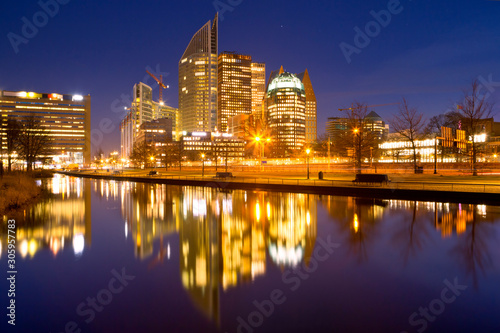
[1,174,499,333]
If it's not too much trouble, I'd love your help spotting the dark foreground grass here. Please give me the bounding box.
[0,172,43,215]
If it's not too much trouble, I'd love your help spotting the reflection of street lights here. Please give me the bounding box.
[201,153,205,177]
[306,149,311,179]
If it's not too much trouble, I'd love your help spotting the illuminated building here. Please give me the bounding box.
[325,117,348,140]
[0,90,91,165]
[135,118,173,149]
[217,52,252,132]
[251,62,266,118]
[120,83,178,158]
[265,72,306,156]
[180,131,245,160]
[179,14,218,133]
[326,112,388,142]
[153,102,178,136]
[227,113,251,139]
[364,111,389,141]
[296,69,317,144]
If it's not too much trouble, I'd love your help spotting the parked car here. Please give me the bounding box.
[148,170,159,176]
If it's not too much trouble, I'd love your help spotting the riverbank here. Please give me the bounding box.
[0,173,44,214]
[58,170,500,205]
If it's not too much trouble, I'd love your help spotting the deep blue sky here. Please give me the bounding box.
[1,0,499,154]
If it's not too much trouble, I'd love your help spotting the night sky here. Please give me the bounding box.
[1,0,499,154]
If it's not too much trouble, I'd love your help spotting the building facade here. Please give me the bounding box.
[121,82,178,159]
[265,72,306,156]
[296,69,317,145]
[135,118,173,148]
[217,52,252,133]
[0,90,91,165]
[251,62,266,118]
[179,14,218,133]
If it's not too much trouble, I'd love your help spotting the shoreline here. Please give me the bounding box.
[57,171,500,205]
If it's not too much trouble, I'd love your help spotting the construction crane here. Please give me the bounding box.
[338,102,400,112]
[146,70,169,105]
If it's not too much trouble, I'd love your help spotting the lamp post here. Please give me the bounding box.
[150,156,155,169]
[306,148,311,179]
[121,158,125,173]
[255,137,261,170]
[201,153,205,177]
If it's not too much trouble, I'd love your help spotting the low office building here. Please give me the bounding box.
[0,90,91,165]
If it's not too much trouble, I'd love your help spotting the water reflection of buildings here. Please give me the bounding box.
[113,183,318,322]
[386,200,500,238]
[0,175,91,259]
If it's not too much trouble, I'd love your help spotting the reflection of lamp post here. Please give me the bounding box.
[201,153,205,177]
[306,149,311,179]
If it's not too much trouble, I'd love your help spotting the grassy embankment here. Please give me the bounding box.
[0,171,52,214]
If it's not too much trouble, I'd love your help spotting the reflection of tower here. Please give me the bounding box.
[84,178,92,247]
[178,187,220,324]
[120,182,178,259]
[266,192,317,267]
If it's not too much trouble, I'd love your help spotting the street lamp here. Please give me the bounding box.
[150,156,155,169]
[121,158,125,173]
[306,148,311,179]
[255,137,262,170]
[201,153,205,177]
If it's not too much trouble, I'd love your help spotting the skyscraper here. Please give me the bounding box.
[179,14,218,133]
[251,62,266,118]
[217,52,252,132]
[296,69,317,144]
[265,72,306,156]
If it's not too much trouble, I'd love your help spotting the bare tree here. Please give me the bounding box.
[2,118,21,172]
[456,80,494,176]
[130,140,155,169]
[336,102,378,173]
[390,98,425,173]
[17,116,51,171]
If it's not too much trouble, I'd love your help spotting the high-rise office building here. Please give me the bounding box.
[179,14,218,133]
[217,52,252,132]
[265,72,306,156]
[296,69,317,144]
[121,82,178,158]
[251,62,266,118]
[0,90,91,165]
[132,82,154,125]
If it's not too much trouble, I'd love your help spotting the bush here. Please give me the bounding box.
[0,173,42,214]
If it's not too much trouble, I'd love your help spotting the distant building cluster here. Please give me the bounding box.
[119,13,318,164]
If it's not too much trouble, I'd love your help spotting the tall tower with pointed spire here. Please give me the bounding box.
[296,69,317,144]
[179,14,218,133]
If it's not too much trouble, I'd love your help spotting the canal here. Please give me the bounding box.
[1,174,499,333]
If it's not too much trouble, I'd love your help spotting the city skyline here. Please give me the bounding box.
[1,0,500,154]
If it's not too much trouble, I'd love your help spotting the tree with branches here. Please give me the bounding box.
[336,102,379,173]
[389,98,425,173]
[456,79,494,176]
[130,140,156,169]
[17,116,51,171]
